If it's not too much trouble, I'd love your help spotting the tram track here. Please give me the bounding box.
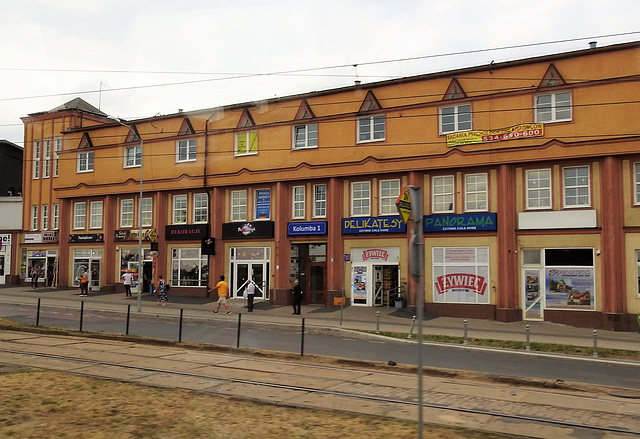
[1,340,639,438]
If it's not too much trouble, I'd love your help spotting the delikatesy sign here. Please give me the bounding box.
[342,216,406,235]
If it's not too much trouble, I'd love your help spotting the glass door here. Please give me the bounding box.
[233,262,268,299]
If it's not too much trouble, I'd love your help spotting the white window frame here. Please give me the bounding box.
[172,195,188,224]
[32,140,40,179]
[313,184,327,218]
[235,131,258,156]
[74,202,86,230]
[231,190,247,222]
[53,137,61,177]
[464,173,488,212]
[634,163,640,205]
[52,203,59,230]
[140,197,153,227]
[526,169,552,210]
[41,204,49,230]
[90,201,103,229]
[439,104,472,134]
[432,175,455,213]
[563,166,590,208]
[124,145,142,168]
[77,151,94,173]
[43,139,51,178]
[193,193,208,223]
[351,181,371,217]
[120,199,134,228]
[31,205,38,230]
[292,123,318,150]
[292,186,305,219]
[379,179,400,215]
[176,139,197,162]
[535,91,572,123]
[171,247,208,287]
[357,115,385,143]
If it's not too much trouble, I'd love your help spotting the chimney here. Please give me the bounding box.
[589,41,597,49]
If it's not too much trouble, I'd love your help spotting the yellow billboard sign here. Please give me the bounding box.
[446,123,544,147]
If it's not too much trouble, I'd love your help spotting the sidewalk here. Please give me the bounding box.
[1,285,639,351]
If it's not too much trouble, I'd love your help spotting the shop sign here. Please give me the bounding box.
[24,233,43,243]
[165,224,208,241]
[545,267,595,310]
[42,231,58,242]
[256,189,271,219]
[114,228,157,241]
[446,123,544,147]
[69,233,104,243]
[0,234,12,246]
[288,221,327,236]
[341,216,406,235]
[351,247,400,263]
[222,221,274,239]
[424,213,497,232]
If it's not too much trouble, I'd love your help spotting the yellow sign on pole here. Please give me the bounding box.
[395,187,412,224]
[148,230,157,242]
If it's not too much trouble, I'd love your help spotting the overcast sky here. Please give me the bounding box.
[1,0,638,147]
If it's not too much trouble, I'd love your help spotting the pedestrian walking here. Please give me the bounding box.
[155,275,167,306]
[292,279,303,315]
[209,275,231,315]
[245,278,255,312]
[79,269,89,296]
[122,269,133,298]
[31,265,39,289]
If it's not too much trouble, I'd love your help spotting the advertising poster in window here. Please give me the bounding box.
[255,189,271,219]
[352,265,367,301]
[545,268,595,310]
[433,247,490,304]
[524,270,542,319]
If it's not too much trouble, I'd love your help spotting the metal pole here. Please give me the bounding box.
[300,317,305,356]
[126,304,131,335]
[237,313,242,348]
[526,324,531,351]
[79,300,84,332]
[407,316,416,339]
[36,297,41,327]
[178,308,184,342]
[376,311,380,334]
[463,320,468,346]
[593,329,598,358]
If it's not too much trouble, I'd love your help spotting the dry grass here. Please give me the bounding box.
[0,369,509,439]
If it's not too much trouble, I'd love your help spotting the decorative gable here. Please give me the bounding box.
[443,78,467,100]
[358,90,382,113]
[178,118,195,136]
[236,109,256,129]
[539,63,567,88]
[125,125,141,143]
[78,132,93,149]
[294,100,315,120]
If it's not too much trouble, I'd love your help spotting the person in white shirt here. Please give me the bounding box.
[245,278,255,312]
[122,270,133,298]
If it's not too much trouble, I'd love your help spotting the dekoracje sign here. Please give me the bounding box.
[424,213,497,232]
[165,224,208,241]
[342,216,406,235]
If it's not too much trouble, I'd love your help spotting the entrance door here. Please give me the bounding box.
[373,266,383,306]
[89,260,100,290]
[232,262,268,299]
[523,268,543,320]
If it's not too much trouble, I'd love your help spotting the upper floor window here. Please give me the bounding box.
[535,91,572,123]
[526,169,552,209]
[90,201,103,229]
[563,166,590,207]
[52,203,59,230]
[464,173,488,212]
[53,137,61,177]
[141,197,153,227]
[74,202,86,229]
[379,179,400,215]
[77,151,94,173]
[231,190,247,221]
[120,199,134,228]
[124,145,142,167]
[32,140,40,179]
[293,124,318,150]
[635,163,640,205]
[31,205,38,230]
[235,132,258,156]
[193,193,208,223]
[314,184,327,218]
[173,195,187,224]
[41,204,49,230]
[351,182,370,216]
[439,104,471,134]
[432,175,455,213]
[43,139,51,178]
[293,186,305,218]
[357,115,385,143]
[176,139,196,162]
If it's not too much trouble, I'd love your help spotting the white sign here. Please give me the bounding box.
[24,233,43,243]
[351,247,400,263]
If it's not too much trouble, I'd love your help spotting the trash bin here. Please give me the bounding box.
[395,299,403,309]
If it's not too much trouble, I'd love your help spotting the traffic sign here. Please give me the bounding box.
[148,230,157,242]
[395,187,412,224]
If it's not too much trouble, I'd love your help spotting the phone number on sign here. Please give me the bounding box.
[483,129,542,142]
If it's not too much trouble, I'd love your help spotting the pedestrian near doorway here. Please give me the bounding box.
[209,275,231,315]
[79,269,89,296]
[292,279,303,315]
[155,275,167,306]
[122,269,133,298]
[31,265,39,289]
[245,278,255,312]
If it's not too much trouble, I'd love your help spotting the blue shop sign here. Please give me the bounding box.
[288,221,327,236]
[342,216,406,235]
[424,213,497,232]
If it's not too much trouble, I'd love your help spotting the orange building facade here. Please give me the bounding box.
[18,42,640,330]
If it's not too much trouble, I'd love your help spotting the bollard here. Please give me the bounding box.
[376,311,380,334]
[36,297,41,327]
[178,308,184,342]
[463,320,468,346]
[301,317,305,356]
[237,313,242,348]
[126,305,131,335]
[407,316,416,339]
[79,300,84,332]
[525,324,531,351]
[593,329,598,358]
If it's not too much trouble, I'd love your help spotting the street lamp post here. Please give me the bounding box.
[112,118,144,312]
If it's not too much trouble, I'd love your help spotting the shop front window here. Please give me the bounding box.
[171,248,208,287]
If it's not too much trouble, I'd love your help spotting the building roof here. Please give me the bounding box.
[29,97,107,118]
